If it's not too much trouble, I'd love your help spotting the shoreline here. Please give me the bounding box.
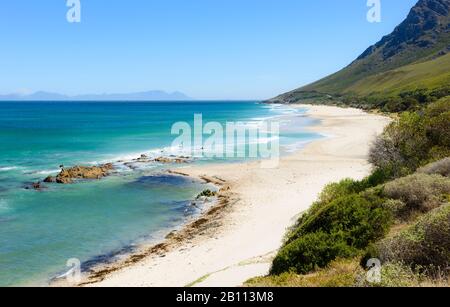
[73,104,390,287]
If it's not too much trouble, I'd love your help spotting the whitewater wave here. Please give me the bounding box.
[40,104,306,172]
[0,166,19,172]
[32,169,60,175]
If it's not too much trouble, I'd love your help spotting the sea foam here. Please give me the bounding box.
[0,166,18,172]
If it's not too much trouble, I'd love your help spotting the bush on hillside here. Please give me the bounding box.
[271,232,357,275]
[417,157,450,177]
[382,97,419,113]
[424,98,450,152]
[305,176,389,221]
[375,205,450,273]
[369,99,450,178]
[383,174,450,219]
[272,194,392,275]
[288,194,391,249]
[370,112,429,177]
[306,179,365,217]
[361,168,394,187]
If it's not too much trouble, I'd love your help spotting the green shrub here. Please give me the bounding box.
[271,232,357,275]
[383,174,450,218]
[362,168,393,187]
[318,179,362,204]
[417,158,450,177]
[369,99,450,178]
[375,204,450,272]
[382,199,407,218]
[273,194,392,275]
[369,112,429,177]
[288,194,391,249]
[382,97,419,113]
[424,97,450,148]
[306,179,365,216]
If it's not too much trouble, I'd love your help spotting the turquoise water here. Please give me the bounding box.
[0,101,321,286]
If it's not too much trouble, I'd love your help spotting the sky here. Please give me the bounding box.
[0,0,418,100]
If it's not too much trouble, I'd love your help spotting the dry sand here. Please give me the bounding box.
[86,104,391,287]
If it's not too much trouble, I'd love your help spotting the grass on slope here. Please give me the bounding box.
[345,52,450,96]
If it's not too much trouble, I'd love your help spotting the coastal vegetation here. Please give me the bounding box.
[250,0,450,288]
[247,99,450,287]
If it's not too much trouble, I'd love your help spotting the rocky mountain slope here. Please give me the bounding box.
[269,0,450,104]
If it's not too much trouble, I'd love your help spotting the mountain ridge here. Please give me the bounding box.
[268,0,450,104]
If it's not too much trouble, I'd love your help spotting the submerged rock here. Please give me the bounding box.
[25,181,46,191]
[134,154,150,163]
[124,162,139,170]
[43,176,56,183]
[154,156,190,164]
[154,157,173,163]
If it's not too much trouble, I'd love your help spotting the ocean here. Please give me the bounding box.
[0,101,322,286]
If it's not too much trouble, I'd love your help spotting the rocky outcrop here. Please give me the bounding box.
[123,155,191,170]
[196,189,217,200]
[358,0,450,63]
[154,156,190,164]
[45,163,114,184]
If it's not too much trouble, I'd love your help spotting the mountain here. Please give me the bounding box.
[269,0,450,104]
[0,90,192,101]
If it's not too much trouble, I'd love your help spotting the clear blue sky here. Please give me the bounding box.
[0,0,418,99]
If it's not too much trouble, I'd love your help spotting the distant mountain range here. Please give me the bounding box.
[0,90,192,101]
[269,0,450,103]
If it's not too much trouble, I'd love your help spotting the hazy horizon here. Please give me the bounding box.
[1,0,417,100]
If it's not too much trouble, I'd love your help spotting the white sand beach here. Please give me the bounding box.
[85,104,391,287]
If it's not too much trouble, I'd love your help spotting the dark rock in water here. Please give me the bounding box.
[124,162,139,170]
[135,154,151,163]
[25,181,46,191]
[196,189,217,199]
[128,155,192,166]
[154,157,173,163]
[154,156,190,164]
[44,176,56,183]
[56,177,73,184]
